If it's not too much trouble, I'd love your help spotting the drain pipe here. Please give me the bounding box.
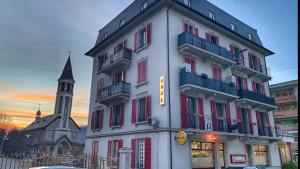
[167,0,175,169]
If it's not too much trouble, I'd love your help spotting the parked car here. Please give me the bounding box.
[29,166,83,169]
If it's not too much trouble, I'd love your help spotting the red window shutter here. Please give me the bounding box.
[252,81,257,92]
[243,78,248,90]
[193,27,199,36]
[210,101,217,131]
[236,107,242,133]
[180,94,188,128]
[205,32,211,41]
[225,103,231,125]
[132,99,137,123]
[118,140,123,155]
[184,23,189,32]
[146,96,151,118]
[91,111,95,130]
[99,110,104,129]
[109,106,113,127]
[137,62,141,83]
[229,44,235,60]
[120,103,125,127]
[134,32,138,51]
[213,67,221,80]
[247,109,253,134]
[131,139,136,169]
[107,140,112,166]
[145,138,151,169]
[191,59,196,73]
[146,23,152,45]
[256,111,263,135]
[198,98,205,130]
[142,60,147,82]
[218,68,222,80]
[92,141,98,164]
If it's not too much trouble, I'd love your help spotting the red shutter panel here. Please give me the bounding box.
[225,103,231,132]
[236,107,242,133]
[180,94,188,128]
[91,111,95,130]
[256,111,263,135]
[142,60,147,83]
[107,140,112,166]
[210,101,217,131]
[247,109,253,134]
[109,106,113,127]
[145,138,151,169]
[243,78,248,90]
[193,27,199,36]
[218,68,222,81]
[205,32,211,41]
[120,103,125,127]
[184,23,189,32]
[198,98,205,130]
[229,45,235,60]
[146,96,151,119]
[191,59,196,73]
[92,141,98,164]
[132,99,137,123]
[131,139,136,169]
[137,62,142,84]
[117,140,123,166]
[134,32,138,52]
[99,110,104,129]
[146,23,152,45]
[252,81,257,92]
[212,67,218,80]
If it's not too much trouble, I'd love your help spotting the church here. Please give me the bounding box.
[21,56,84,156]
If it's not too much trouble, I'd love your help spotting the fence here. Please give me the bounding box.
[0,154,119,169]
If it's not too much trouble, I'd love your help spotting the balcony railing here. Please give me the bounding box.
[258,125,274,137]
[98,48,132,73]
[275,95,297,103]
[180,68,237,98]
[237,89,276,107]
[98,81,130,104]
[177,32,234,66]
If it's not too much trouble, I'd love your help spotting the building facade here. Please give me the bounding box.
[85,0,281,169]
[270,80,298,163]
[21,57,83,157]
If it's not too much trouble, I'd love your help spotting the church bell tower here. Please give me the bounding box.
[54,56,75,129]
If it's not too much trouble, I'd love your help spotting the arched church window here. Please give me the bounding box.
[61,83,65,91]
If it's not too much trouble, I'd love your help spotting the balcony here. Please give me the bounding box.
[179,68,238,100]
[98,48,132,74]
[233,56,272,82]
[236,89,276,111]
[97,81,130,105]
[275,95,297,104]
[177,32,234,68]
[258,125,274,137]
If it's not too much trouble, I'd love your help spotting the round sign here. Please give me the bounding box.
[278,139,286,149]
[176,131,187,145]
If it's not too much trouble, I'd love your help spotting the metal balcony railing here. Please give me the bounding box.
[180,68,237,96]
[237,89,276,106]
[178,32,234,61]
[98,81,130,101]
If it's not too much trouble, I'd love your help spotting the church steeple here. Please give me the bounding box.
[54,55,75,129]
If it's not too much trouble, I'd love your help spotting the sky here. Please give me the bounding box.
[0,0,297,128]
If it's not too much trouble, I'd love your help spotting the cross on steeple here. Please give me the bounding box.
[68,50,71,57]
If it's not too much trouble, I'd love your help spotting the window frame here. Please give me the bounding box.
[230,23,237,31]
[140,1,148,11]
[102,33,107,40]
[112,104,121,126]
[137,97,147,122]
[136,139,145,168]
[119,18,125,28]
[248,33,253,41]
[209,11,216,21]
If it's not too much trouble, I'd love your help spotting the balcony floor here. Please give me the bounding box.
[99,93,130,105]
[101,58,131,74]
[236,98,277,111]
[233,65,272,82]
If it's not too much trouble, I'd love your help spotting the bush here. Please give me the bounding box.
[282,162,298,169]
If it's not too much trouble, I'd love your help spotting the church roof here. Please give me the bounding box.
[22,115,58,131]
[58,56,74,81]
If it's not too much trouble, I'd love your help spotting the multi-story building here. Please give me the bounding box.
[84,0,281,169]
[270,80,298,163]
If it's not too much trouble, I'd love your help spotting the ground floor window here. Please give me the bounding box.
[253,145,268,166]
[191,142,214,169]
[220,143,225,168]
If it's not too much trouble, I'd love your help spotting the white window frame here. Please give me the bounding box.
[136,139,145,168]
[248,33,253,40]
[209,11,216,21]
[184,0,192,7]
[230,23,237,31]
[140,1,148,11]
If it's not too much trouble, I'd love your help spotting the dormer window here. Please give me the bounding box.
[209,11,216,21]
[102,33,107,40]
[141,1,148,11]
[184,0,192,7]
[119,19,125,27]
[230,23,237,31]
[248,33,253,41]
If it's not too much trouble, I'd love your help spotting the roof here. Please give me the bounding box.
[58,56,74,81]
[270,80,298,91]
[22,115,58,132]
[86,0,273,56]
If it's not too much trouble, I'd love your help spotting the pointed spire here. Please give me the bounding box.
[58,55,74,81]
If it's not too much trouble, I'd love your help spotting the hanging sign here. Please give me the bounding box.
[159,76,165,105]
[176,131,187,145]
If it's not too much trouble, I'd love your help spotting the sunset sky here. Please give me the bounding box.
[0,0,297,128]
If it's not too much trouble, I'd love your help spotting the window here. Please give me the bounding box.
[97,79,104,99]
[191,142,214,168]
[253,145,268,166]
[134,23,152,51]
[113,70,125,84]
[187,97,197,128]
[102,33,107,40]
[137,59,147,84]
[137,139,145,168]
[210,35,218,44]
[119,19,125,27]
[141,1,148,11]
[113,105,121,126]
[138,97,146,122]
[183,22,198,36]
[236,76,247,90]
[230,23,237,31]
[108,140,123,167]
[248,33,253,41]
[91,141,98,164]
[139,28,147,49]
[91,110,103,130]
[114,40,127,54]
[212,67,222,81]
[97,52,108,71]
[216,103,226,132]
[61,83,65,91]
[209,11,216,21]
[206,33,219,45]
[240,108,249,134]
[184,0,192,7]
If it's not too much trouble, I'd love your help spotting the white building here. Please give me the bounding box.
[84,0,281,169]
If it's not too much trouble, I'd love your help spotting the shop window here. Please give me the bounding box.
[191,142,214,169]
[253,145,268,166]
[220,144,225,168]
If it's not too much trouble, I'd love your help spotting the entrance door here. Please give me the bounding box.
[191,142,214,169]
